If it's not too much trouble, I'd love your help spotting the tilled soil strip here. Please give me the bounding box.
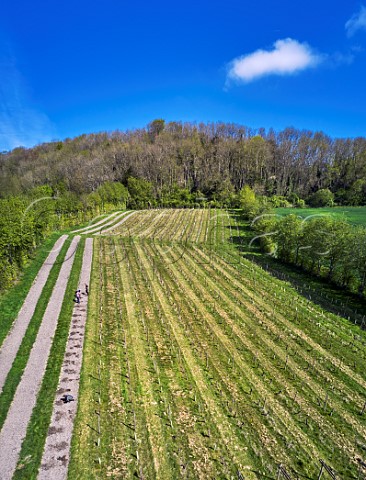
[0,235,68,394]
[0,236,80,480]
[38,237,93,480]
[96,210,137,235]
[70,211,120,234]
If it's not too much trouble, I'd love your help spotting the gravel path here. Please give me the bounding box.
[0,236,80,480]
[38,237,93,480]
[0,235,68,394]
[70,211,120,234]
[79,211,131,235]
[96,210,137,235]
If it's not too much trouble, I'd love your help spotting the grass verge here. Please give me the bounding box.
[0,233,62,347]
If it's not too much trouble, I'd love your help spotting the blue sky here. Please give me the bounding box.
[1,0,366,151]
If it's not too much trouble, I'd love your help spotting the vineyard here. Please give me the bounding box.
[102,208,239,244]
[0,209,365,479]
[68,209,366,480]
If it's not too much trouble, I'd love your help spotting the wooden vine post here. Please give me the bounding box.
[317,459,337,480]
[276,464,292,480]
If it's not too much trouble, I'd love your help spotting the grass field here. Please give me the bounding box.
[276,206,366,225]
[68,209,366,480]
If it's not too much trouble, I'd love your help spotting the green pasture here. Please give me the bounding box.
[275,206,366,225]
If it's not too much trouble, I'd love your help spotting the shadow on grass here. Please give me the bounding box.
[228,211,366,329]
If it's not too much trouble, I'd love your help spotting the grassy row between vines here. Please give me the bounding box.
[107,208,238,245]
[70,234,366,479]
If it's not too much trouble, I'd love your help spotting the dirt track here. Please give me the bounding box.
[0,236,80,480]
[70,211,120,233]
[78,211,130,235]
[94,210,137,235]
[38,237,93,480]
[0,235,68,394]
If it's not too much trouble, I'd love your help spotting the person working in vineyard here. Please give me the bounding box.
[75,289,81,304]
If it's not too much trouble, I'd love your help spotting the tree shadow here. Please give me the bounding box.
[228,213,366,329]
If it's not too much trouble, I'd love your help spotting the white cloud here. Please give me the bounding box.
[345,6,366,37]
[0,51,56,151]
[227,38,322,84]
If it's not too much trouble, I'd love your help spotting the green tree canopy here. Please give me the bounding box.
[308,189,334,207]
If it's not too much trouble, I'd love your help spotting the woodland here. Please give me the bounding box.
[1,119,366,205]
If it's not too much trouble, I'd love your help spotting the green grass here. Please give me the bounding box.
[72,236,366,479]
[0,237,72,431]
[13,238,85,480]
[6,208,366,479]
[275,206,366,225]
[0,233,63,348]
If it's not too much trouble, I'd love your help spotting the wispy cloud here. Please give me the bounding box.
[0,50,56,151]
[226,38,323,84]
[345,6,366,37]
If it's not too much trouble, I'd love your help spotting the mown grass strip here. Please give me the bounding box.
[147,241,363,479]
[13,238,85,480]
[0,233,62,347]
[121,239,237,478]
[135,241,258,479]
[0,236,72,430]
[183,245,364,478]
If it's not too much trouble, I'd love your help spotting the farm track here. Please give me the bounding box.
[0,235,68,393]
[97,211,137,235]
[0,236,80,480]
[70,211,121,234]
[38,237,93,480]
[77,211,131,235]
[68,238,148,479]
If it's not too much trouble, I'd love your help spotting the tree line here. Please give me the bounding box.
[1,119,366,205]
[0,182,128,291]
[241,187,366,298]
[0,173,225,292]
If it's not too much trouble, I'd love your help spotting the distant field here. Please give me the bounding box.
[275,206,366,225]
